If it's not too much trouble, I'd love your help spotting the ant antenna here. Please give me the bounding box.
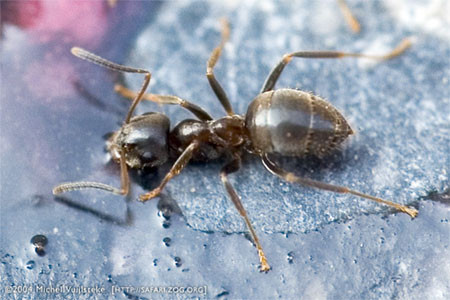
[71,47,151,124]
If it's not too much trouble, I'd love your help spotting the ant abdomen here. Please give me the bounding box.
[245,88,353,158]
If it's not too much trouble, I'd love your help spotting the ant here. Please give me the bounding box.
[53,19,418,272]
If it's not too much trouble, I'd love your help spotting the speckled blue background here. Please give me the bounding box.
[1,1,449,299]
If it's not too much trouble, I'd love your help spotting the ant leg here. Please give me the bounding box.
[53,149,129,196]
[337,0,361,33]
[114,84,213,121]
[260,38,412,93]
[206,18,234,115]
[220,155,271,272]
[71,47,151,124]
[139,141,199,202]
[261,154,418,218]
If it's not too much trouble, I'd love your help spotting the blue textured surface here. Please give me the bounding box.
[125,1,449,234]
[1,1,449,299]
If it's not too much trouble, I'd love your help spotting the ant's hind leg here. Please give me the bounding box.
[139,141,199,202]
[53,149,130,196]
[206,18,234,116]
[261,154,418,218]
[114,84,213,121]
[260,37,412,93]
[220,155,271,272]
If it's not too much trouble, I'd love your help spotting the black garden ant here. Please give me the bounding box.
[53,19,417,272]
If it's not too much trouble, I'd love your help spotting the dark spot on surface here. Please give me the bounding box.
[174,256,182,267]
[287,251,294,264]
[162,220,171,229]
[163,237,171,247]
[216,290,230,298]
[31,234,48,247]
[26,260,35,270]
[123,290,149,300]
[35,247,46,256]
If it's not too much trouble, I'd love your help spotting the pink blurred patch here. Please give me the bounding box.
[23,56,78,103]
[1,1,42,29]
[3,0,109,46]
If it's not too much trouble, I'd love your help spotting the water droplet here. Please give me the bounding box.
[31,234,48,256]
[26,260,35,270]
[162,220,171,229]
[30,235,48,247]
[158,210,171,220]
[35,248,46,257]
[174,256,182,268]
[287,251,294,264]
[163,237,171,247]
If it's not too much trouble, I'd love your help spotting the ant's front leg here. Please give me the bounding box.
[139,141,199,202]
[53,149,130,196]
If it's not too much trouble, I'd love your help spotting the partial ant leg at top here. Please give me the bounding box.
[114,20,235,121]
[114,84,213,121]
[206,18,235,116]
[337,0,361,33]
[261,38,412,93]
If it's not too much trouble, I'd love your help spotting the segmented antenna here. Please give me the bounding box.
[70,47,151,124]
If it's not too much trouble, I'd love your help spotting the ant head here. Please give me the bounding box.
[108,113,170,169]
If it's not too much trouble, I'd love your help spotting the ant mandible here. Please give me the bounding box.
[53,19,418,272]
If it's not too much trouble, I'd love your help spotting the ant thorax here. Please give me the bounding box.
[169,115,246,162]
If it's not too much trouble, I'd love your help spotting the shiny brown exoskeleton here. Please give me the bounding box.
[53,20,417,272]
